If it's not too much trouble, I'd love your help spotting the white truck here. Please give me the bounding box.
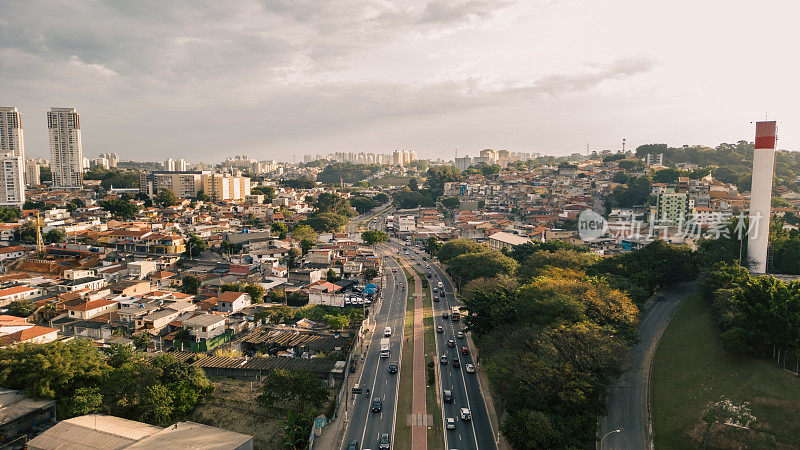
[380,338,391,358]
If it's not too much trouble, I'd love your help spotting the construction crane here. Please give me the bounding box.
[34,211,45,254]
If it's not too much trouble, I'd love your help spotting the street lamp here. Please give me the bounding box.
[600,429,622,449]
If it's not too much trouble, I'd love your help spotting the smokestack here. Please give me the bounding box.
[747,121,777,273]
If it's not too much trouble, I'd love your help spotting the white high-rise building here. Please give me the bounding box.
[25,159,40,186]
[0,107,24,158]
[164,158,175,171]
[48,107,83,188]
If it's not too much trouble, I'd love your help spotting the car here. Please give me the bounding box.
[456,331,464,339]
[437,326,443,333]
[422,256,427,260]
[465,363,475,373]
[433,296,439,302]
[371,398,382,412]
[442,311,449,319]
[432,287,437,293]
[460,408,471,421]
[378,433,391,450]
[447,339,455,348]
[392,268,397,273]
[446,418,456,430]
[387,361,399,373]
[443,389,453,403]
[426,265,431,269]
[440,355,448,365]
[426,273,432,278]
[347,440,359,450]
[461,347,469,355]
[452,359,460,368]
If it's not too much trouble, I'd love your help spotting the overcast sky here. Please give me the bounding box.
[1,0,798,162]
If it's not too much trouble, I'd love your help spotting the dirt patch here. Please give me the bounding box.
[189,378,283,449]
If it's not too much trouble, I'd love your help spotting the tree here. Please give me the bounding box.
[425,166,462,193]
[300,238,315,254]
[298,212,348,233]
[373,193,390,204]
[6,300,35,318]
[326,269,341,283]
[184,234,208,258]
[100,199,140,220]
[363,267,379,281]
[0,206,20,223]
[44,228,66,244]
[314,192,355,216]
[220,240,241,255]
[66,386,103,418]
[134,192,153,208]
[271,221,289,239]
[251,186,276,201]
[257,369,329,412]
[284,247,301,269]
[292,224,318,243]
[440,197,460,210]
[155,188,179,207]
[350,196,377,214]
[447,250,518,285]
[437,239,485,264]
[181,275,200,295]
[243,284,266,303]
[361,230,388,246]
[196,192,211,202]
[424,237,442,255]
[408,177,419,191]
[282,410,316,450]
[132,333,151,350]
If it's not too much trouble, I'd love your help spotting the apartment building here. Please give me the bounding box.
[201,173,251,202]
[0,154,25,206]
[139,170,209,198]
[48,107,83,188]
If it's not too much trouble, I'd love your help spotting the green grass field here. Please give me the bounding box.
[651,293,800,449]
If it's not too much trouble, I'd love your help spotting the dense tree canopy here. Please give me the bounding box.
[437,239,486,264]
[316,163,381,185]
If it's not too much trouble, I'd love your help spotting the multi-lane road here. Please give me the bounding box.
[342,209,498,449]
[341,255,407,450]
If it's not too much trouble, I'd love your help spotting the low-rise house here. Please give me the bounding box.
[183,314,227,341]
[0,246,27,261]
[0,325,59,346]
[216,291,251,313]
[65,299,119,320]
[0,315,33,334]
[109,280,152,297]
[0,285,44,306]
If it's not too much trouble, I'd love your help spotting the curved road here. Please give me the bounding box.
[599,282,697,449]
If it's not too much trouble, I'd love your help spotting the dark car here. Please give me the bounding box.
[422,256,427,260]
[433,296,439,302]
[426,273,432,278]
[347,441,359,450]
[440,355,448,365]
[442,311,449,319]
[452,359,460,368]
[437,326,443,333]
[443,389,454,403]
[387,361,398,373]
[371,398,383,412]
[378,433,391,449]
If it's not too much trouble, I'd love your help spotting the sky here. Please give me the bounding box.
[1,0,799,163]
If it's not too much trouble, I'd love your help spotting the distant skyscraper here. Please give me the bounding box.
[164,158,175,171]
[0,107,24,158]
[25,159,40,186]
[48,107,83,188]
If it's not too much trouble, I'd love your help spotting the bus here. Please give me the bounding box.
[450,307,461,321]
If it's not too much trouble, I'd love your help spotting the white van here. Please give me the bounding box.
[384,326,392,337]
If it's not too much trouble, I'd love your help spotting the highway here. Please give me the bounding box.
[341,255,408,450]
[393,240,498,450]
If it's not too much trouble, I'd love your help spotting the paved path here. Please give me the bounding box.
[599,282,697,449]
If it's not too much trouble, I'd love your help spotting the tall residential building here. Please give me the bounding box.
[655,190,694,226]
[202,173,251,202]
[25,159,41,186]
[0,107,24,157]
[0,155,25,206]
[99,152,118,168]
[164,159,175,171]
[48,107,83,188]
[139,170,210,199]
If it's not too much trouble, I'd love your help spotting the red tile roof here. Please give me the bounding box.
[0,326,58,345]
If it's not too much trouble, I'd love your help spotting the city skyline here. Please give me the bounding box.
[2,1,800,163]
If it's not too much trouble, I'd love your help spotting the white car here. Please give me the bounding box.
[446,418,456,430]
[460,408,471,421]
[465,364,475,373]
